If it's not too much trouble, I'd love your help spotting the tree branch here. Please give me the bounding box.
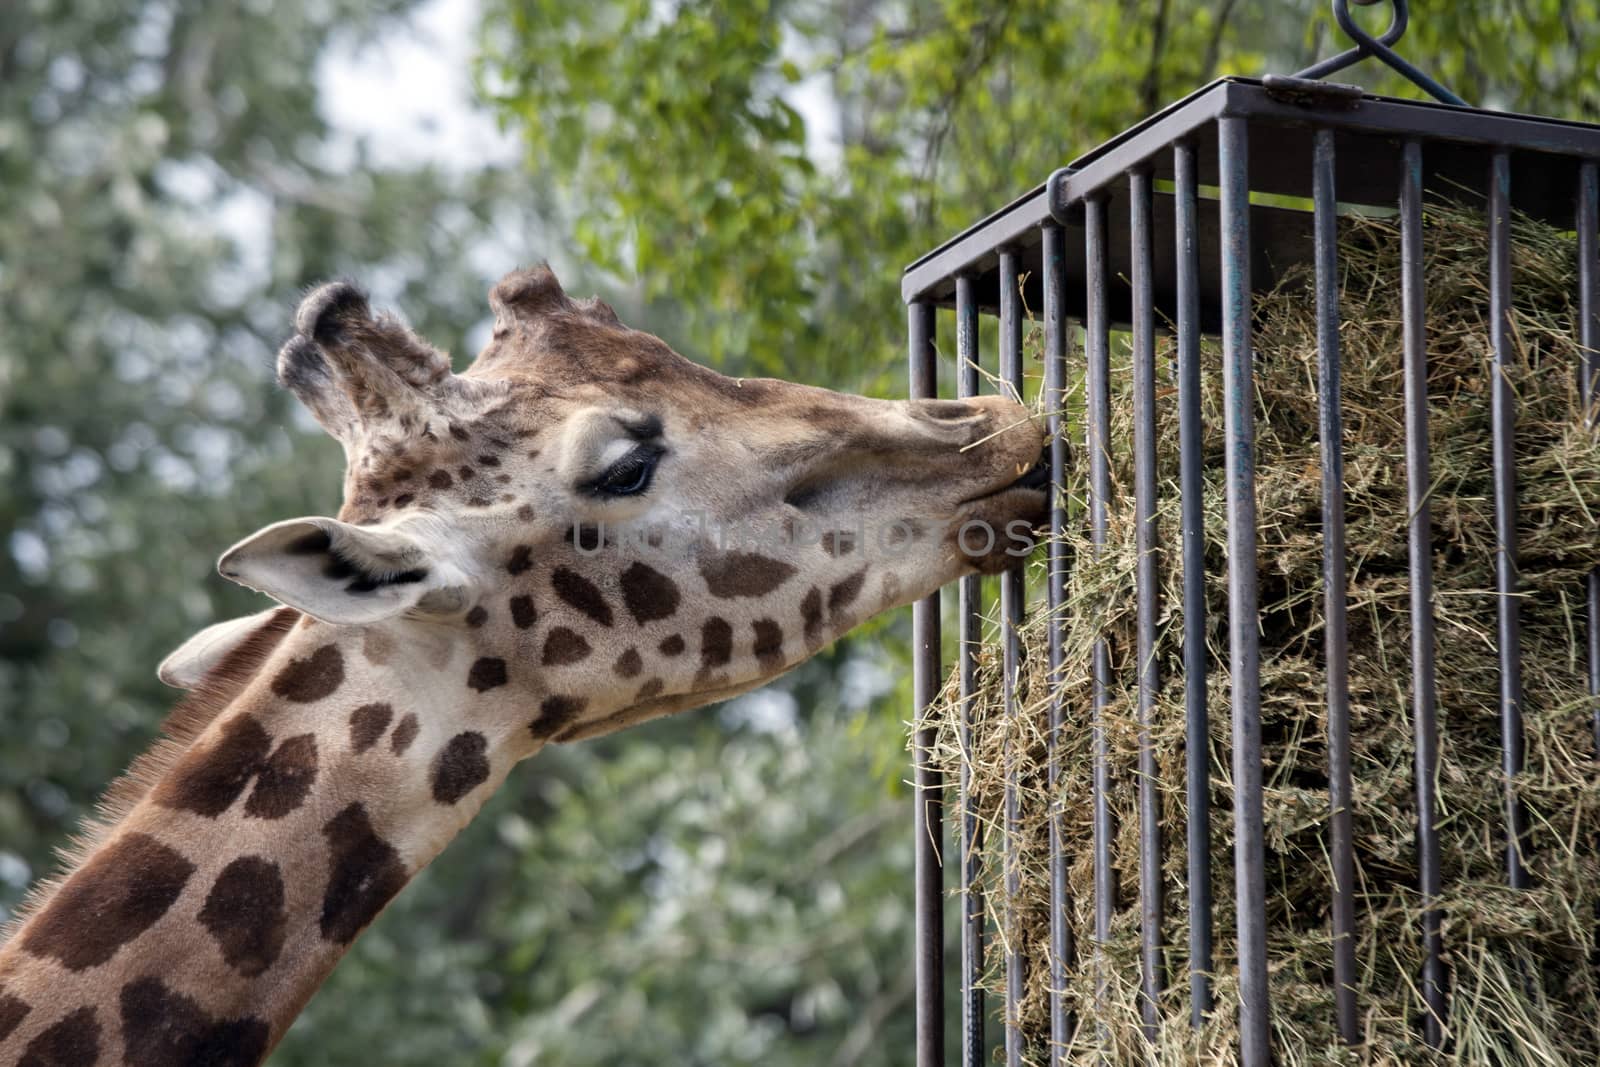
[1202,0,1241,81]
[1140,0,1173,114]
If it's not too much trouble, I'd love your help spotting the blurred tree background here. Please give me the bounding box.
[2,1,1596,1063]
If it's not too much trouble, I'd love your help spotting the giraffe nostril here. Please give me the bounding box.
[785,478,839,513]
[914,399,981,423]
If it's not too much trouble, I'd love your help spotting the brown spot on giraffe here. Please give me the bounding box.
[700,617,733,673]
[551,567,613,627]
[155,716,315,820]
[828,567,867,616]
[198,856,287,978]
[506,545,533,575]
[269,643,344,703]
[657,633,686,657]
[154,713,272,817]
[541,627,591,666]
[349,702,394,753]
[430,732,491,805]
[467,657,508,692]
[21,833,194,971]
[0,991,30,1043]
[509,594,538,629]
[244,733,318,819]
[319,803,408,944]
[18,1006,99,1067]
[119,976,269,1067]
[465,605,489,628]
[427,469,453,489]
[635,678,665,701]
[620,561,679,623]
[390,713,420,755]
[752,619,785,671]
[697,550,796,599]
[614,648,643,678]
[362,627,395,665]
[530,695,586,740]
[801,587,824,647]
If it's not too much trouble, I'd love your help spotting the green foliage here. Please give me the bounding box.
[480,0,1262,394]
[481,0,1600,394]
[1300,0,1600,116]
[0,0,552,894]
[0,0,532,934]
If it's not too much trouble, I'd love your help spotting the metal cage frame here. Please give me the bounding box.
[902,75,1600,1065]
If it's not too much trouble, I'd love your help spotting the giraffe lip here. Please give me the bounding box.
[964,447,1051,504]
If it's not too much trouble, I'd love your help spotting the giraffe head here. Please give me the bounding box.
[220,266,1046,741]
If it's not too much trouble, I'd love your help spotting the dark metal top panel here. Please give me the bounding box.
[903,77,1600,315]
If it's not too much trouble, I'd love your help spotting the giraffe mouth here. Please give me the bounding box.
[1009,449,1051,492]
[963,445,1052,505]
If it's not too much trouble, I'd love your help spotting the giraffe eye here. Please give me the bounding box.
[589,444,663,497]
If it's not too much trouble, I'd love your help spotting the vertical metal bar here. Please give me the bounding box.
[1312,128,1360,1046]
[1577,161,1600,991]
[1085,194,1117,1031]
[954,275,986,1067]
[1489,150,1530,890]
[1581,162,1600,758]
[1129,166,1166,1041]
[1042,222,1074,1063]
[1400,139,1447,1046]
[1218,115,1270,1067]
[1173,139,1214,1028]
[999,248,1026,1067]
[909,300,946,1067]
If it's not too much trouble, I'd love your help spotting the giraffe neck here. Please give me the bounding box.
[0,615,535,1065]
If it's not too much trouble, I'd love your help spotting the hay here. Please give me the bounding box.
[919,204,1600,1064]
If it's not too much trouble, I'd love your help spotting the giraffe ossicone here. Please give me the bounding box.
[0,265,1046,1064]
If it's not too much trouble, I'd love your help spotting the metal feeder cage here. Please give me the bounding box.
[901,2,1600,1063]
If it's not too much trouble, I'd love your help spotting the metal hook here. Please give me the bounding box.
[1293,0,1467,107]
[1295,0,1407,82]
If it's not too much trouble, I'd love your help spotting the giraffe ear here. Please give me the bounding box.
[158,609,287,688]
[217,517,469,625]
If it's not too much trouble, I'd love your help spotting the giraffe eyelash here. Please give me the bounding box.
[585,443,664,498]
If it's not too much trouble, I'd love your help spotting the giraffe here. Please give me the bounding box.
[0,267,1047,1065]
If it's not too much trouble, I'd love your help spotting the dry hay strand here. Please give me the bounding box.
[918,203,1600,1064]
